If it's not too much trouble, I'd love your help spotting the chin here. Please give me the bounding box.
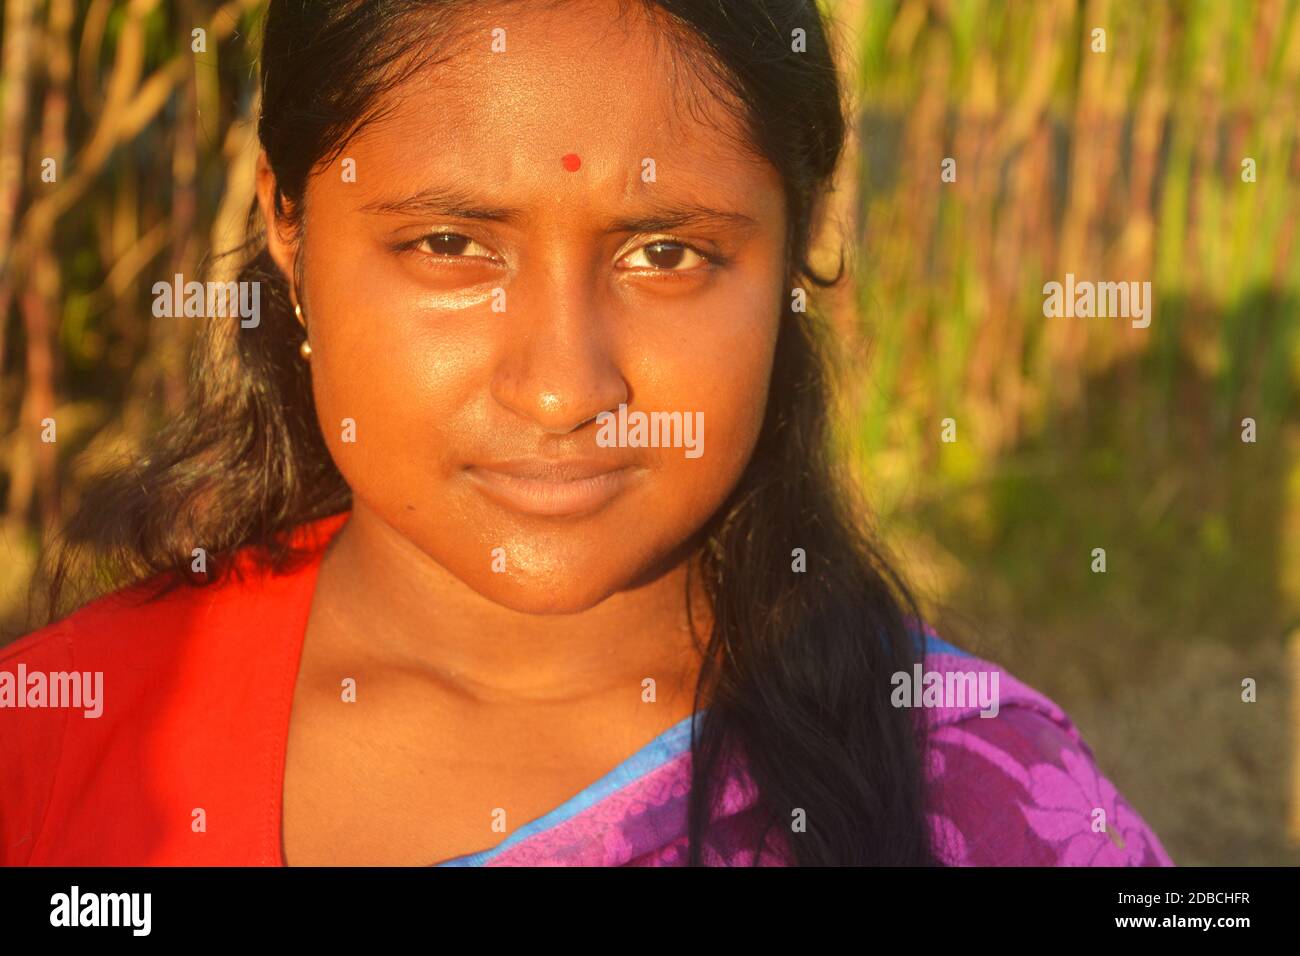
[466,572,620,616]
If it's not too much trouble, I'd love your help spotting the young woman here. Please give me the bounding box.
[1,0,1172,867]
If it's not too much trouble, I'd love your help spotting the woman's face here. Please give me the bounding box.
[260,0,789,614]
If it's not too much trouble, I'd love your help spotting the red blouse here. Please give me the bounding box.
[1,512,351,865]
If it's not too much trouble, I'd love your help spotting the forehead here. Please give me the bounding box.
[320,0,781,214]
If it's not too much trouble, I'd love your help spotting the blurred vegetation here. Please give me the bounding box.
[1,0,1297,864]
[819,0,1300,865]
[1,0,264,617]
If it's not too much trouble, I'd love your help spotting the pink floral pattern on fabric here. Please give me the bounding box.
[925,703,1172,866]
[921,645,1172,866]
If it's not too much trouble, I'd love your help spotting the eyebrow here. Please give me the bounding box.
[358,183,760,234]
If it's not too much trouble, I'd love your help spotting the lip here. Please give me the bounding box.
[465,458,638,517]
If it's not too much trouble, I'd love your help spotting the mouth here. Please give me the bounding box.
[465,458,639,517]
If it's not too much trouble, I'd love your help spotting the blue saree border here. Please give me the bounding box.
[434,710,702,867]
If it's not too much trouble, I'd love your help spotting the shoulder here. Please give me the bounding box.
[913,628,1173,867]
[0,510,347,679]
[2,562,270,689]
[0,519,336,865]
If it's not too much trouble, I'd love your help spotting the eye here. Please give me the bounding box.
[618,240,714,273]
[409,231,496,261]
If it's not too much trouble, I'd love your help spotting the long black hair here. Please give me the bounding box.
[33,0,936,866]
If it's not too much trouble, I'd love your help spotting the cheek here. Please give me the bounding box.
[304,263,483,505]
[651,307,779,516]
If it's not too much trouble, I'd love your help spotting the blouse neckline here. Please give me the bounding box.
[265,510,705,867]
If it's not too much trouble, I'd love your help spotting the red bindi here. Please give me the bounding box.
[561,152,581,172]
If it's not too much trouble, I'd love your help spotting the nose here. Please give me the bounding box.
[489,265,629,434]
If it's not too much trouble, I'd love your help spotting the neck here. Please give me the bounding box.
[309,504,710,708]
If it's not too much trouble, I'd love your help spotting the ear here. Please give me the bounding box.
[255,150,299,288]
